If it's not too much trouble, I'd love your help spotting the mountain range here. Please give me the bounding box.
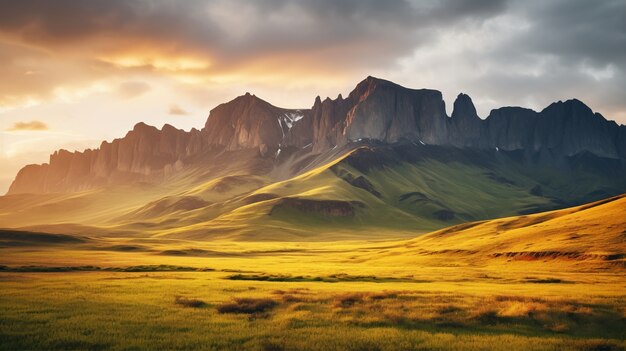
[2,76,626,240]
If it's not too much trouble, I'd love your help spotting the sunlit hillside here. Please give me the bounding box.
[2,142,624,243]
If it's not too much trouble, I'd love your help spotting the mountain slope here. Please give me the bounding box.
[368,194,626,270]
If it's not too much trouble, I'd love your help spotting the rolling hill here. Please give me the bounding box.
[365,193,626,272]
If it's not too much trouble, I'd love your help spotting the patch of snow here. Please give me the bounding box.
[289,110,305,123]
[277,118,286,138]
[496,147,499,151]
[279,111,304,129]
[419,140,425,145]
[276,148,282,157]
[277,110,305,140]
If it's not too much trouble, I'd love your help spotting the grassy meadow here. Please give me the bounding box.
[0,192,624,350]
[1,231,625,351]
[0,267,624,351]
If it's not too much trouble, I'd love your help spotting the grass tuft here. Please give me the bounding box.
[174,296,207,308]
[334,293,365,308]
[216,298,278,314]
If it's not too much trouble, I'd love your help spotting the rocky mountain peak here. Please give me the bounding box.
[542,98,593,116]
[202,93,307,153]
[341,76,448,145]
[448,93,482,147]
[132,121,155,132]
[451,93,479,121]
[350,76,399,101]
[534,98,620,158]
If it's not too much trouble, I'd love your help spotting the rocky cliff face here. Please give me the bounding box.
[203,93,306,155]
[448,93,483,147]
[482,99,624,159]
[8,122,203,194]
[7,76,626,194]
[315,77,626,162]
[483,107,538,150]
[619,126,626,159]
[285,76,451,151]
[341,77,448,145]
[7,94,308,194]
[532,100,621,158]
[308,95,352,151]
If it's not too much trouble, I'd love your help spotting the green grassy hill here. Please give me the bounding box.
[1,143,624,241]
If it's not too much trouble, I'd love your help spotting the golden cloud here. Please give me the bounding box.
[168,104,189,116]
[6,120,49,131]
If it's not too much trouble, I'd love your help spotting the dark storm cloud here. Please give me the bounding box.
[516,1,626,67]
[432,0,508,21]
[0,0,624,122]
[0,0,619,70]
[456,0,626,120]
[0,0,510,69]
[0,0,223,55]
[0,0,137,42]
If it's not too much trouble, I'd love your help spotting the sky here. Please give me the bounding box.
[0,0,625,193]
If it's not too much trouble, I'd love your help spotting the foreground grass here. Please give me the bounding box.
[0,271,624,351]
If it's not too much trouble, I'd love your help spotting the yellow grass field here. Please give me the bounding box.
[1,195,625,350]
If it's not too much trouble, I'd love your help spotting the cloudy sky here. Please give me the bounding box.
[0,0,624,193]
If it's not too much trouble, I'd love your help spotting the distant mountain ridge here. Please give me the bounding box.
[7,76,626,195]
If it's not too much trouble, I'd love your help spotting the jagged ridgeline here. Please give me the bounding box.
[3,77,626,239]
